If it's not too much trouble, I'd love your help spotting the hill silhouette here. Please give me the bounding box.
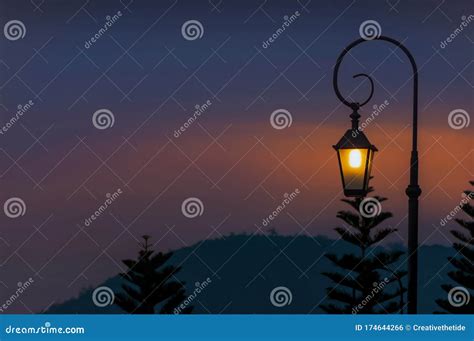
[46,233,453,314]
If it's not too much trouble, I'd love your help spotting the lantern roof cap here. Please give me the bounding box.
[333,129,378,151]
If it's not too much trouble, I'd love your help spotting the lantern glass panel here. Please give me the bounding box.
[338,148,370,192]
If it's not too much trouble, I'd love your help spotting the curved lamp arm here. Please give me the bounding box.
[332,36,418,152]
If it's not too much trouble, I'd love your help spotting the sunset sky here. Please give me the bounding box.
[0,0,472,312]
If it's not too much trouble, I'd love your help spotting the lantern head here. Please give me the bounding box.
[333,128,377,197]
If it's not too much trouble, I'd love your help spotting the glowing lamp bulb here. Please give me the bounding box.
[349,149,362,168]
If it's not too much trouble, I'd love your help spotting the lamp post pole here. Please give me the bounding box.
[333,36,421,314]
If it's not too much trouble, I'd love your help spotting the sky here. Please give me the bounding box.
[0,0,472,312]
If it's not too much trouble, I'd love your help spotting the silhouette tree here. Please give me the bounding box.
[115,235,193,314]
[436,181,474,313]
[321,186,406,314]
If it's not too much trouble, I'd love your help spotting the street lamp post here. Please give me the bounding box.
[332,36,421,314]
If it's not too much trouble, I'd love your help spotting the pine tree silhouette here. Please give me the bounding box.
[436,181,473,313]
[115,235,193,314]
[321,186,406,314]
